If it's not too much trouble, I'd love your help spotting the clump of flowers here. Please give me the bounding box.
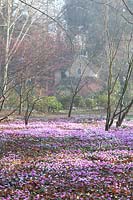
[0,119,132,199]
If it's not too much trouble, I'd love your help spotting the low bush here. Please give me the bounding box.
[35,96,62,112]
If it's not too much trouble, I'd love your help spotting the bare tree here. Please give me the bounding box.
[105,30,122,130]
[24,87,39,125]
[110,39,133,128]
[67,55,98,117]
[105,31,133,130]
[0,0,44,93]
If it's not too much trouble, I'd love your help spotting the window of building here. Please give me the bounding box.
[61,70,67,79]
[77,68,81,75]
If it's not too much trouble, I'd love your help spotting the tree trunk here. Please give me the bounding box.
[116,99,133,127]
[18,83,23,115]
[3,0,11,93]
[18,94,22,115]
[68,94,75,117]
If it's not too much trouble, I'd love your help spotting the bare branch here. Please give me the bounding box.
[18,0,74,51]
[122,0,133,16]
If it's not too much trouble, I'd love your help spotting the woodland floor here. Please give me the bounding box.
[0,117,132,200]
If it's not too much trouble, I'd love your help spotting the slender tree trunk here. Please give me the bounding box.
[104,4,111,131]
[116,99,133,127]
[105,61,112,131]
[18,79,23,115]
[68,94,76,117]
[18,94,22,115]
[3,0,11,93]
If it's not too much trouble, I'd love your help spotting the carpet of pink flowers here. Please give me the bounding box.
[0,118,132,200]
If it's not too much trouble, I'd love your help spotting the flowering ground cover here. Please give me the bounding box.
[0,118,132,199]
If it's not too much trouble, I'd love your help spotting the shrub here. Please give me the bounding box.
[96,94,108,109]
[85,98,97,109]
[34,97,48,112]
[74,96,85,108]
[47,96,62,112]
[58,95,86,109]
[58,95,71,109]
[6,89,19,109]
[35,96,62,112]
